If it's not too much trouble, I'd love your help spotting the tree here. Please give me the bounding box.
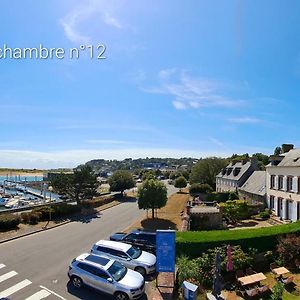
[274,146,282,155]
[174,176,187,192]
[108,170,135,197]
[51,165,99,205]
[189,183,213,195]
[190,157,228,188]
[277,234,300,267]
[141,170,156,181]
[137,179,168,218]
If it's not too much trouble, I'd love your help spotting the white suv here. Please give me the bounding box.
[91,240,156,276]
[68,253,145,300]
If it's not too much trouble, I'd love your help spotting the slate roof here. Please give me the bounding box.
[277,149,300,167]
[239,171,266,196]
[216,160,255,181]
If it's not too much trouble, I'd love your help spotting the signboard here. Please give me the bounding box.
[156,230,176,272]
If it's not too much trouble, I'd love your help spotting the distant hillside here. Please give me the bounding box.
[84,157,198,173]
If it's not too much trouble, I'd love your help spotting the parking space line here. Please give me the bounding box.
[39,286,67,300]
[0,270,18,283]
[25,289,51,300]
[0,279,32,297]
[0,264,5,269]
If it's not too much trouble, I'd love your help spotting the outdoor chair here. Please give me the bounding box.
[258,285,269,294]
[245,287,259,297]
[270,262,278,271]
[236,270,244,279]
[246,267,256,275]
[281,276,294,285]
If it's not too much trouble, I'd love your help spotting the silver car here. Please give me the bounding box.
[91,240,156,276]
[68,253,145,300]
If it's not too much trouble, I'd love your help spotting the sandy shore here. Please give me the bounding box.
[0,172,43,176]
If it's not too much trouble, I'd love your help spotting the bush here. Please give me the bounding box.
[189,183,213,195]
[0,213,20,230]
[176,222,300,257]
[277,234,300,268]
[228,192,239,200]
[177,246,253,288]
[219,200,249,221]
[206,192,230,203]
[271,282,284,300]
[259,210,271,219]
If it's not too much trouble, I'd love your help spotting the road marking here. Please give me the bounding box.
[0,263,5,269]
[40,286,67,300]
[0,270,18,283]
[0,279,32,297]
[25,289,51,300]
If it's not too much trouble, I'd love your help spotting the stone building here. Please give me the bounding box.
[239,171,266,204]
[216,159,259,192]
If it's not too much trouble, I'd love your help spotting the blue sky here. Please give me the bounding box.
[1,0,300,168]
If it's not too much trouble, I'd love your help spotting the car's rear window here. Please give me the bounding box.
[85,255,110,266]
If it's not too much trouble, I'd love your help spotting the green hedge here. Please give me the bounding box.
[176,222,300,257]
[32,203,81,221]
[0,213,21,230]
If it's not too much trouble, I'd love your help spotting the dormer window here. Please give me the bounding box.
[233,167,241,176]
[227,168,233,175]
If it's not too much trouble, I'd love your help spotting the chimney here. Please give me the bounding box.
[282,144,294,153]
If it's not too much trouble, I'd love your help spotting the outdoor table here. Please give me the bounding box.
[272,267,290,276]
[238,272,267,286]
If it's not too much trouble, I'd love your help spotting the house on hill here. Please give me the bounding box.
[216,159,259,192]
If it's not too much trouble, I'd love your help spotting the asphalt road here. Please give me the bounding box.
[0,200,146,300]
[0,181,178,300]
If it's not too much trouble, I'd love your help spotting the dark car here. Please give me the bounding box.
[110,230,156,254]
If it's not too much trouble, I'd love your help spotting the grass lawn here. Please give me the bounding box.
[125,189,189,232]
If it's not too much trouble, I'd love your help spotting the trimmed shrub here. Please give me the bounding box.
[259,210,271,219]
[206,192,231,203]
[0,213,20,230]
[176,222,300,257]
[189,183,213,195]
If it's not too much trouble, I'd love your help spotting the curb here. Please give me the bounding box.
[0,201,122,244]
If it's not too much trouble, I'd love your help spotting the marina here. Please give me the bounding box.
[0,175,61,211]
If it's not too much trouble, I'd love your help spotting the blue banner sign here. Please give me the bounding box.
[156,230,176,272]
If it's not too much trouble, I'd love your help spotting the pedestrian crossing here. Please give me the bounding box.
[0,263,63,300]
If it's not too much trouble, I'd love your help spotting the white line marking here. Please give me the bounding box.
[0,263,5,269]
[25,289,51,300]
[0,279,32,297]
[0,270,18,283]
[39,285,67,300]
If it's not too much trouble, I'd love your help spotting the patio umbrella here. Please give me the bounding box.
[212,251,222,298]
[226,245,234,272]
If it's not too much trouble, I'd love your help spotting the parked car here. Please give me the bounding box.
[110,229,156,254]
[68,253,145,300]
[91,240,156,276]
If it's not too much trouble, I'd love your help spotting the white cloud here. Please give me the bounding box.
[144,69,246,110]
[60,0,124,43]
[0,148,232,169]
[228,117,262,124]
[172,101,187,110]
[158,68,177,80]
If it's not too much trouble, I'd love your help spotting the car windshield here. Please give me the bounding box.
[127,246,142,259]
[107,261,127,281]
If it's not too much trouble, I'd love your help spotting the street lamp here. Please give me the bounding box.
[48,186,53,222]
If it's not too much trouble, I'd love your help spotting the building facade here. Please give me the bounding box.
[266,147,300,222]
[216,159,259,192]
